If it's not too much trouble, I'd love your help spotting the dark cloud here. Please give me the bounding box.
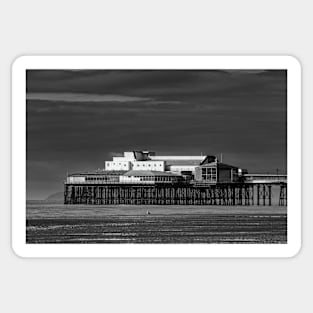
[27,92,152,103]
[26,70,287,199]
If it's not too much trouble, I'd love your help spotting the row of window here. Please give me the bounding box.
[107,163,128,167]
[128,176,176,182]
[107,162,163,167]
[134,163,162,168]
[85,177,118,181]
[84,176,177,182]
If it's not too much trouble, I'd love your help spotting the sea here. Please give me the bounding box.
[26,201,287,244]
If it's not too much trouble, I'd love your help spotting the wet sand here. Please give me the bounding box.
[26,203,287,244]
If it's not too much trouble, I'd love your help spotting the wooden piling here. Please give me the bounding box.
[64,182,277,206]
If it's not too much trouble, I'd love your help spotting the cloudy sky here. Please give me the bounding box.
[26,70,287,199]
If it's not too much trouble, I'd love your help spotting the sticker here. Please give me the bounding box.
[12,56,301,257]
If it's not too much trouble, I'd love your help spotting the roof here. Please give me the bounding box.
[218,162,239,169]
[151,155,216,166]
[150,155,205,161]
[165,159,202,166]
[69,170,127,177]
[200,155,217,165]
[123,170,180,177]
[199,162,238,169]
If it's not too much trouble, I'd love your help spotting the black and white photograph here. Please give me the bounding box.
[24,60,289,246]
[2,2,310,312]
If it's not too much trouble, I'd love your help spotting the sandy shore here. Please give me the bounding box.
[26,202,287,219]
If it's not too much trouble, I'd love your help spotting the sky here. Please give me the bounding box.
[26,70,287,200]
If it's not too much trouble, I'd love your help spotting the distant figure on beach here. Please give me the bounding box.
[146,210,151,215]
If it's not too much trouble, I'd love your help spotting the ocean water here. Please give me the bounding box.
[26,202,287,244]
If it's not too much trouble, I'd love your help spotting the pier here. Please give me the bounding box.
[64,151,287,206]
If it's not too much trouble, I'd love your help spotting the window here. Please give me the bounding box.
[202,167,217,182]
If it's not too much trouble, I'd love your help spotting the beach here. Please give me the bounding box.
[26,202,287,244]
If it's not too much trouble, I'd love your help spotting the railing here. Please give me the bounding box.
[65,180,179,185]
[243,174,287,183]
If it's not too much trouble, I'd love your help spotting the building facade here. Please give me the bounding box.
[194,161,241,184]
[105,151,212,176]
